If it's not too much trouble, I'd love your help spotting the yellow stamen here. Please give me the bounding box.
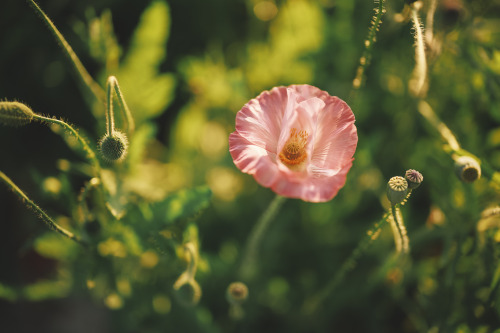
[279,128,308,168]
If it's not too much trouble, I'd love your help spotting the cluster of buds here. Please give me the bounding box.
[386,169,423,206]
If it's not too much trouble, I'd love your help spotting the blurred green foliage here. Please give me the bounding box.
[1,0,500,332]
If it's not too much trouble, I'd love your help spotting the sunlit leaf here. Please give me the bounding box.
[153,186,212,224]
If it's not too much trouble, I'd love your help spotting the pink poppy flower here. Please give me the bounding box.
[229,85,358,202]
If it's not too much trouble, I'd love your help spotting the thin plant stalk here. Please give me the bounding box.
[0,171,87,247]
[26,0,105,103]
[351,0,386,93]
[303,212,391,314]
[239,195,287,281]
[417,100,460,152]
[409,4,428,98]
[33,114,101,176]
[425,0,438,47]
[391,205,409,254]
[106,76,135,135]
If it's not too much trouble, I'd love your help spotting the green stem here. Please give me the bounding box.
[302,211,390,314]
[391,205,409,254]
[418,100,461,151]
[0,171,87,247]
[106,78,116,135]
[409,5,428,98]
[26,0,105,103]
[351,0,385,93]
[238,195,286,281]
[33,114,101,176]
[107,76,135,134]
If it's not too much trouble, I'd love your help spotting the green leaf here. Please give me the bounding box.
[154,186,212,224]
[491,262,500,291]
[115,0,175,124]
[22,279,70,301]
[33,231,79,261]
[0,282,17,301]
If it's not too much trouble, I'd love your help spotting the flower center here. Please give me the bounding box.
[279,128,308,169]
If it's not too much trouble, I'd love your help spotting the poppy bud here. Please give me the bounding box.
[405,169,423,189]
[226,282,249,305]
[454,156,481,183]
[0,101,35,127]
[387,176,408,206]
[99,131,128,162]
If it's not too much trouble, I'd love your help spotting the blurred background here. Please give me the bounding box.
[1,0,500,332]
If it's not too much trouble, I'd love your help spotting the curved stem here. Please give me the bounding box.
[106,76,135,135]
[33,114,101,176]
[238,195,286,281]
[417,100,460,151]
[0,171,87,247]
[26,0,105,103]
[106,78,116,135]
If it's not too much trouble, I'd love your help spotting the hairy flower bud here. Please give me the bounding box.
[226,282,249,305]
[99,131,128,162]
[454,156,481,183]
[387,176,408,206]
[405,169,423,189]
[0,101,35,127]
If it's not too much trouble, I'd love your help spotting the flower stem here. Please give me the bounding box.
[409,4,428,98]
[238,195,286,281]
[417,100,460,152]
[0,171,87,247]
[391,205,409,254]
[351,0,386,93]
[302,211,390,314]
[26,0,105,103]
[33,114,101,176]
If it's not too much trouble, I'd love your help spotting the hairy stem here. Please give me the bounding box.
[409,5,428,98]
[351,0,386,92]
[26,0,105,103]
[106,76,135,135]
[0,171,87,247]
[391,205,409,254]
[33,114,101,176]
[239,195,286,281]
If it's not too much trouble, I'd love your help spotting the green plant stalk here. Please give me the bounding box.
[418,100,460,151]
[391,205,409,254]
[0,171,87,247]
[33,114,101,176]
[26,0,105,103]
[351,0,385,92]
[173,243,202,305]
[239,195,286,281]
[107,76,135,134]
[303,211,391,314]
[409,6,428,98]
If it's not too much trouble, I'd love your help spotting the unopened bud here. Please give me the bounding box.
[405,169,423,189]
[0,101,35,127]
[99,131,128,162]
[387,176,408,206]
[226,282,249,305]
[454,156,481,183]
